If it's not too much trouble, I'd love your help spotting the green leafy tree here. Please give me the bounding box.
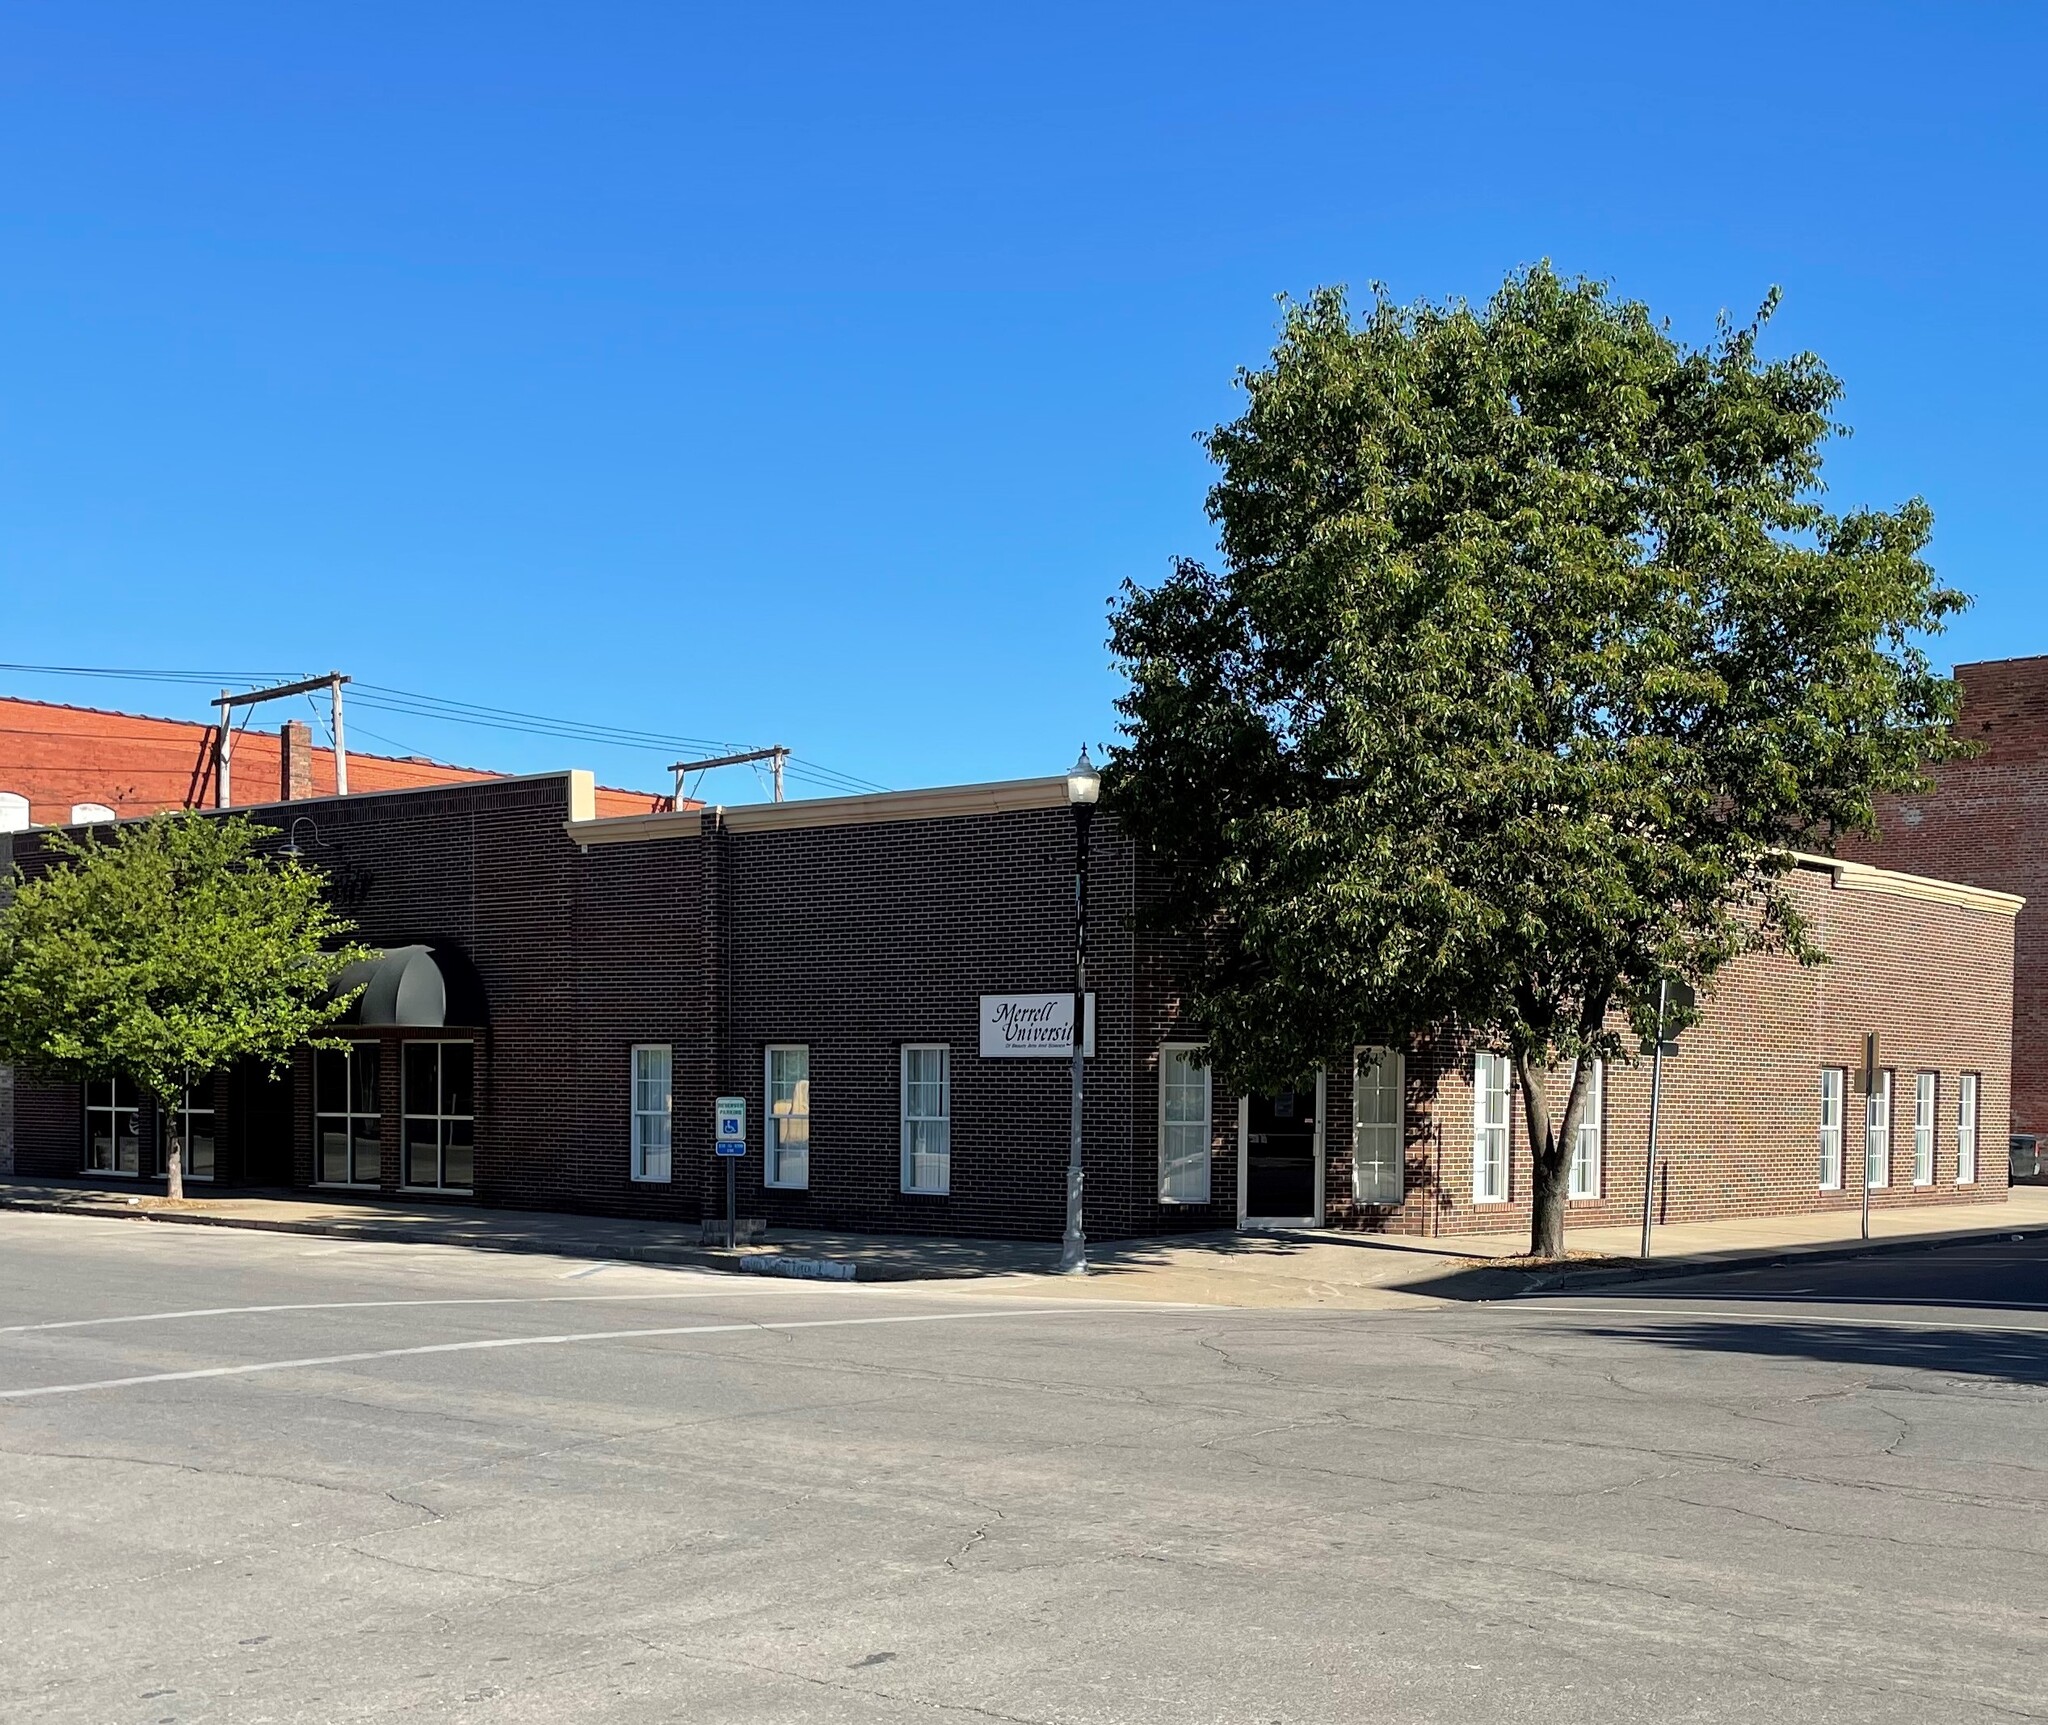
[0,811,369,1198]
[1108,266,1963,1257]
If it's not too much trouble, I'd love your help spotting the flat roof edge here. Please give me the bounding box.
[565,774,1070,845]
[1791,851,2025,916]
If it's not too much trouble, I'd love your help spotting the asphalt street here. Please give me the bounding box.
[1,1211,2044,1725]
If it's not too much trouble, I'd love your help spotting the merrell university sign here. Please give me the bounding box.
[978,993,1096,1058]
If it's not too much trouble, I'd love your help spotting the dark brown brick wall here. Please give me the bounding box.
[7,776,2017,1241]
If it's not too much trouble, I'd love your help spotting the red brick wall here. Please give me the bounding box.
[1836,656,2048,1138]
[1311,862,2013,1238]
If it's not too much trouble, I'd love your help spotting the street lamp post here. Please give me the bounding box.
[1060,747,1101,1275]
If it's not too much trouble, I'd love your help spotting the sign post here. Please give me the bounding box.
[714,1096,747,1250]
[1861,1032,1878,1242]
[1638,978,1695,1259]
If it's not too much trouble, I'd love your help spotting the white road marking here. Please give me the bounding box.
[0,1306,1117,1400]
[1508,1303,2048,1334]
[0,1286,816,1336]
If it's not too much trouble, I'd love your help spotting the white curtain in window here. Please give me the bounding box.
[1159,1045,1212,1203]
[1914,1071,1937,1186]
[767,1045,810,1189]
[1353,1046,1403,1204]
[902,1046,950,1193]
[1958,1073,1979,1184]
[1818,1068,1844,1191]
[1472,1051,1510,1203]
[1568,1060,1602,1200]
[632,1045,671,1182]
[1865,1071,1892,1190]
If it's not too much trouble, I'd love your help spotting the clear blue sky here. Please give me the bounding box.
[3,3,2043,800]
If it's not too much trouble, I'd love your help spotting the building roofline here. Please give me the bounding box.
[565,774,1069,845]
[37,769,598,831]
[1791,851,2025,916]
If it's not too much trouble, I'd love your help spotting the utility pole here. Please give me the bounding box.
[668,746,791,807]
[214,673,352,808]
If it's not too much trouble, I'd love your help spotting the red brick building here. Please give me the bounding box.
[0,694,668,828]
[1837,656,2048,1143]
[2,769,2020,1239]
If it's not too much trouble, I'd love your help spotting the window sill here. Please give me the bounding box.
[314,1180,381,1191]
[899,1188,951,1199]
[81,1168,140,1179]
[399,1185,474,1197]
[763,1182,810,1193]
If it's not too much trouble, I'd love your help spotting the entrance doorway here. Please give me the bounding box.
[1238,1077,1325,1227]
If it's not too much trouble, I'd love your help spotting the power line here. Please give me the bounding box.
[0,661,893,795]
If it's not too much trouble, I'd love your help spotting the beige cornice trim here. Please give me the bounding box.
[564,774,1071,846]
[1791,851,2024,917]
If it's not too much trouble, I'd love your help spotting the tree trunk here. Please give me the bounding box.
[1518,1050,1595,1260]
[161,1081,186,1201]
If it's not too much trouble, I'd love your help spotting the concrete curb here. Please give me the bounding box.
[0,1189,2031,1300]
[0,1195,923,1281]
[1492,1218,2036,1299]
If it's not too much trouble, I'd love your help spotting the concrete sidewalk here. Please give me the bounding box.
[2,1174,2043,1306]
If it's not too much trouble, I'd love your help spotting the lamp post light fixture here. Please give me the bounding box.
[281,817,323,860]
[1060,746,1101,1275]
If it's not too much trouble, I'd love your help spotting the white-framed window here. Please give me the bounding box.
[1958,1072,1980,1185]
[631,1044,672,1182]
[1913,1070,1937,1186]
[1159,1043,1212,1203]
[403,1040,475,1192]
[84,1076,143,1176]
[901,1044,950,1194]
[766,1044,810,1189]
[1352,1045,1403,1205]
[1865,1068,1892,1191]
[176,1082,216,1181]
[1472,1050,1510,1204]
[316,1042,381,1186]
[1819,1067,1845,1191]
[1568,1059,1603,1200]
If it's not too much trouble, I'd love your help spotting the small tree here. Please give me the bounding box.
[1108,266,1963,1257]
[0,811,369,1198]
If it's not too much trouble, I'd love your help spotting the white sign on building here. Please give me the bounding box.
[979,993,1095,1059]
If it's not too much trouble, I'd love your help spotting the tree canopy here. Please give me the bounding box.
[0,810,368,1197]
[1106,265,1964,1255]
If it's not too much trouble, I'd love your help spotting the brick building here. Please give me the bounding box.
[0,694,668,828]
[1837,656,2048,1145]
[3,769,2021,1240]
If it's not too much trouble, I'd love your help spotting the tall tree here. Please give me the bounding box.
[0,811,368,1198]
[1108,266,1963,1257]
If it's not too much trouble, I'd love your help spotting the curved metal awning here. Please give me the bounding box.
[329,943,488,1028]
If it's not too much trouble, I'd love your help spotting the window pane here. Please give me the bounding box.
[184,1107,216,1179]
[351,1044,380,1115]
[88,1121,113,1171]
[441,1043,474,1117]
[320,1122,348,1183]
[352,1118,380,1185]
[404,1043,437,1118]
[442,1119,473,1190]
[316,1050,347,1116]
[116,1114,140,1174]
[406,1116,439,1187]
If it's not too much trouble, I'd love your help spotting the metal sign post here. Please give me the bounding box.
[1861,1032,1878,1242]
[714,1096,747,1250]
[1638,979,1695,1260]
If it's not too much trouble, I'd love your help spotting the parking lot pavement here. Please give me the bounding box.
[3,1211,2046,1724]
